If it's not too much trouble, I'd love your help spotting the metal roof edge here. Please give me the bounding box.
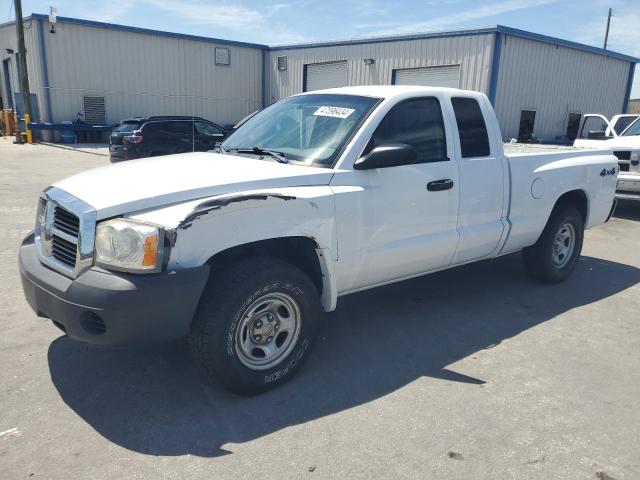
[27,13,269,50]
[4,15,636,64]
[495,25,639,63]
[268,26,499,51]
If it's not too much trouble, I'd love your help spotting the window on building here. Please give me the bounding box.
[215,48,230,65]
[517,110,536,141]
[277,56,288,71]
[368,97,447,163]
[565,113,581,140]
[451,97,490,157]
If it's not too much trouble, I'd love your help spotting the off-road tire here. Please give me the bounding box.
[189,257,321,395]
[522,205,584,283]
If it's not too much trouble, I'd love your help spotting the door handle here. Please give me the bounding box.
[427,179,454,191]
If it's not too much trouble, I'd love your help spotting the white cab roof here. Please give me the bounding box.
[297,85,483,100]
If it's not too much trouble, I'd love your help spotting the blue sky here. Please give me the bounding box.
[4,0,640,96]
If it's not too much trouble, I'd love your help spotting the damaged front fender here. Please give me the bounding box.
[129,185,337,269]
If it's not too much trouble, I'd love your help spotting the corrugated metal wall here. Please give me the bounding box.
[494,35,632,140]
[0,23,17,109]
[2,19,635,143]
[40,21,263,125]
[265,34,495,104]
[0,20,43,117]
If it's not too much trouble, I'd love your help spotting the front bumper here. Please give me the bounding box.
[19,233,210,345]
[616,173,640,201]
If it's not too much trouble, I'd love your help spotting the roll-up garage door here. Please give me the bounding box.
[393,65,461,88]
[305,61,348,92]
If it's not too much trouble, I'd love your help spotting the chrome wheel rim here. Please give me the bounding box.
[552,222,575,269]
[235,292,302,371]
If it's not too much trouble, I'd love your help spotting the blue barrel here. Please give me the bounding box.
[60,131,77,143]
[60,121,76,144]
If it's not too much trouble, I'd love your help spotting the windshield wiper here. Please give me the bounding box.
[230,146,289,163]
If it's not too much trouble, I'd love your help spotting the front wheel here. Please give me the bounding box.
[189,257,321,395]
[522,205,584,283]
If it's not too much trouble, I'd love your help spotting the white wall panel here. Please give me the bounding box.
[266,34,495,104]
[0,20,43,118]
[494,35,632,140]
[40,21,263,125]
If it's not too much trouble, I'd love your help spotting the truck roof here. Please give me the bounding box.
[299,85,484,100]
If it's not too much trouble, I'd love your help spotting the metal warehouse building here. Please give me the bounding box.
[0,14,265,128]
[1,13,637,142]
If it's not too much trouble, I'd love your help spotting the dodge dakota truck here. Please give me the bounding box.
[574,114,640,202]
[20,86,618,394]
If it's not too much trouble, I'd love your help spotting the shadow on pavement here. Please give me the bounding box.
[613,200,640,221]
[39,142,109,157]
[48,253,640,457]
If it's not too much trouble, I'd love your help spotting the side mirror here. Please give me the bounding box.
[354,144,418,170]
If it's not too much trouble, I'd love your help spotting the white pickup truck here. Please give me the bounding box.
[20,86,618,394]
[574,114,640,201]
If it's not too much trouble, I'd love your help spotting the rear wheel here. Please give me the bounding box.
[189,257,321,395]
[522,205,584,283]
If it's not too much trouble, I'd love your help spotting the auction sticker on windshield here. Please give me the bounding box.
[313,106,355,119]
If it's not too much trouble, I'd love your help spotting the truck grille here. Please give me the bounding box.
[53,206,80,237]
[35,188,97,279]
[52,236,77,267]
[51,206,80,268]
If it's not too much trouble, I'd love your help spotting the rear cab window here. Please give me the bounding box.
[451,97,490,158]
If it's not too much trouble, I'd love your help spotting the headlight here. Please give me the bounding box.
[95,218,164,273]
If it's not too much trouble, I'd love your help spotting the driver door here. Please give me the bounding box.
[332,96,460,293]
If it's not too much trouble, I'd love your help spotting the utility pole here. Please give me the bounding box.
[14,0,32,121]
[603,7,613,50]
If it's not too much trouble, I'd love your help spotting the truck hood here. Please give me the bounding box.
[54,152,334,219]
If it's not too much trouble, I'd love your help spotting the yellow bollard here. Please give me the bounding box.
[25,113,33,144]
[2,110,12,135]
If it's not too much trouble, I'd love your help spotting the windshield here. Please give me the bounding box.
[621,117,640,137]
[114,122,141,133]
[614,116,638,134]
[222,94,380,167]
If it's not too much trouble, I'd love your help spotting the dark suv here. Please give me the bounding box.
[109,116,228,162]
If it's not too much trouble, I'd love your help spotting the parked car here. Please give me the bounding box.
[20,86,617,395]
[230,110,260,132]
[573,114,640,201]
[109,116,227,161]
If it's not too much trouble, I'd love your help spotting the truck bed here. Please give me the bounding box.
[503,142,588,155]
